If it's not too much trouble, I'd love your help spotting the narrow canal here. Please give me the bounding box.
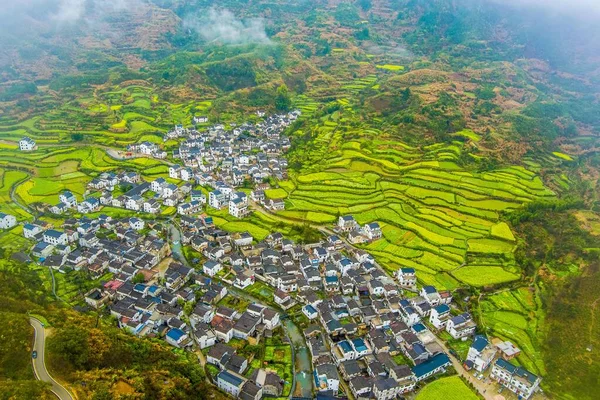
[283,319,314,398]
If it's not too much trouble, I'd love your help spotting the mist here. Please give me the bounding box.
[183,7,271,45]
[488,0,600,16]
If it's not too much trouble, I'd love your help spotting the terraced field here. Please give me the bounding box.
[479,288,546,376]
[0,145,170,208]
[283,112,555,290]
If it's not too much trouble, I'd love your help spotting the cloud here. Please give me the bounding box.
[183,7,271,45]
[486,0,600,17]
[51,0,85,23]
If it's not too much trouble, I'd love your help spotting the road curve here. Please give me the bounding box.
[30,317,74,400]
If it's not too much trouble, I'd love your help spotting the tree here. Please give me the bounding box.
[275,84,292,112]
[71,133,84,142]
[358,0,372,11]
[132,272,145,284]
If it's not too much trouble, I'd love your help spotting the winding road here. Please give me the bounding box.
[30,317,74,400]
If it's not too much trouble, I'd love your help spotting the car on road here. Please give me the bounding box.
[32,351,37,359]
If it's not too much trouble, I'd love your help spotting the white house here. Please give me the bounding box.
[19,137,36,151]
[420,285,442,306]
[229,192,248,218]
[262,309,280,330]
[165,328,188,348]
[193,116,208,124]
[203,260,222,277]
[338,215,357,232]
[59,191,77,208]
[190,190,206,203]
[373,378,400,400]
[151,177,166,193]
[0,213,17,230]
[169,166,181,179]
[466,335,497,372]
[43,229,68,246]
[180,168,193,181]
[315,364,340,393]
[302,304,318,320]
[429,304,451,330]
[490,359,541,399]
[129,218,145,231]
[396,268,417,288]
[194,326,217,349]
[209,190,227,209]
[446,312,476,339]
[216,371,246,397]
[143,199,160,214]
[23,223,43,238]
[77,198,100,214]
[362,222,382,240]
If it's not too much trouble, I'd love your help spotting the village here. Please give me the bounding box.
[3,112,544,400]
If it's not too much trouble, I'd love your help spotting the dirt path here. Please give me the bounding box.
[589,297,600,347]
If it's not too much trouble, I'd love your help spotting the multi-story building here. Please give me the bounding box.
[466,335,497,372]
[490,358,541,399]
[0,213,17,230]
[19,137,36,151]
[396,267,417,288]
[446,312,476,339]
[429,304,451,329]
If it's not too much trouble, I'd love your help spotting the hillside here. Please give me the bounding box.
[0,0,599,399]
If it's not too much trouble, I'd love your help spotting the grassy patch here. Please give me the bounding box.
[415,376,478,400]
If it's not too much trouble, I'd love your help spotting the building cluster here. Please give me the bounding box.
[127,141,167,159]
[166,111,298,187]
[336,216,383,244]
[22,214,168,276]
[174,211,460,399]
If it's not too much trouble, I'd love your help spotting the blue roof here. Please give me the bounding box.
[352,338,367,352]
[304,305,317,314]
[44,229,64,238]
[166,328,185,342]
[401,267,415,273]
[412,323,427,333]
[495,358,517,374]
[134,283,146,292]
[413,343,427,356]
[338,340,353,353]
[23,224,36,230]
[412,353,451,378]
[423,285,437,294]
[471,335,488,352]
[434,304,450,313]
[217,370,244,387]
[33,242,51,250]
[325,276,339,283]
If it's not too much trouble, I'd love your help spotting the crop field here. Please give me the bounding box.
[415,376,478,400]
[0,169,31,220]
[282,111,556,289]
[478,288,545,375]
[0,145,170,208]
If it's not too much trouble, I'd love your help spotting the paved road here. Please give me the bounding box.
[30,317,74,400]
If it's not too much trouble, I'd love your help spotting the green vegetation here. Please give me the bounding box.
[415,376,478,400]
[0,1,599,399]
